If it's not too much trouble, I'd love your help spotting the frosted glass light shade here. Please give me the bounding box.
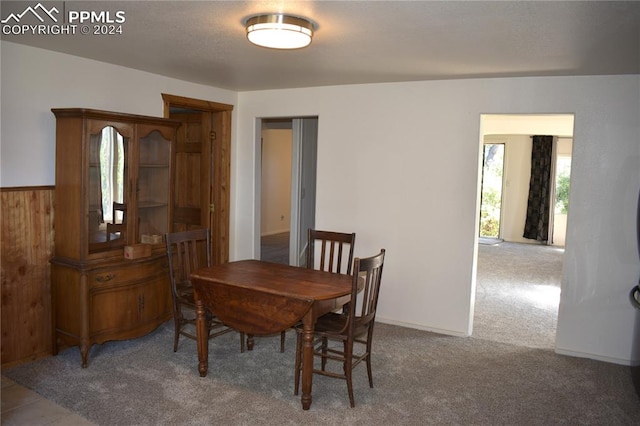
[246,14,313,49]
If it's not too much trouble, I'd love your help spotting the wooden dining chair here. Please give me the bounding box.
[294,248,386,407]
[278,229,357,352]
[106,202,127,241]
[165,228,244,353]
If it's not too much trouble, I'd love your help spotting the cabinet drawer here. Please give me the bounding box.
[88,257,168,289]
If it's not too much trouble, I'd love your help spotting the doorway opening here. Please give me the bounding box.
[260,119,293,264]
[257,117,318,266]
[473,114,574,349]
[161,93,233,265]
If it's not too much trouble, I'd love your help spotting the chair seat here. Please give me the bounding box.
[176,283,195,304]
[299,312,369,339]
[313,312,346,331]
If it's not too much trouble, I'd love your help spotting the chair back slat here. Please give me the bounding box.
[348,249,386,334]
[166,228,211,292]
[307,229,356,274]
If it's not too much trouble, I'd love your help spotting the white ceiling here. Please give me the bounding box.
[2,1,639,91]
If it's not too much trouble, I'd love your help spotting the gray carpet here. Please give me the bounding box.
[4,242,640,424]
[261,232,290,265]
[4,321,640,425]
[474,242,563,349]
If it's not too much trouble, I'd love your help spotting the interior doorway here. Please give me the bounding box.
[473,114,574,348]
[258,117,318,265]
[260,119,293,264]
[161,94,233,265]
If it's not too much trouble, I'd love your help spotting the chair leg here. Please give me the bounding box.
[321,337,328,371]
[344,340,355,408]
[294,332,302,395]
[240,332,246,353]
[247,334,255,351]
[366,339,373,388]
[280,330,286,353]
[205,312,212,338]
[366,328,375,387]
[172,311,181,352]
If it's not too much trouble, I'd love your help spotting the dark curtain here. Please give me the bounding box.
[523,135,553,242]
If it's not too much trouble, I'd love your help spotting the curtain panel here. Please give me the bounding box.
[523,135,554,242]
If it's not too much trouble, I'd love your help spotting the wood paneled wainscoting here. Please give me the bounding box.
[1,186,55,367]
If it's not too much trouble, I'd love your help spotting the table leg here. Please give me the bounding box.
[301,310,314,410]
[196,299,208,377]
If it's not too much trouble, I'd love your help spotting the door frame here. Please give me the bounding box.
[290,118,318,266]
[472,114,574,337]
[162,93,233,265]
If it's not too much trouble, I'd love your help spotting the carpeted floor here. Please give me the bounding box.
[261,232,290,265]
[5,241,640,424]
[474,241,563,349]
[4,322,640,425]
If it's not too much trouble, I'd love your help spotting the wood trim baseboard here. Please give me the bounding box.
[1,185,55,192]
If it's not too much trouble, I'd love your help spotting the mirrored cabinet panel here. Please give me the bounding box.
[51,108,180,367]
[88,126,129,252]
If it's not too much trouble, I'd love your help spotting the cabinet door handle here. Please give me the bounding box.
[95,274,115,282]
[138,295,145,311]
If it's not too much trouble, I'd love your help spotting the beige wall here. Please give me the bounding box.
[260,129,292,235]
[0,41,238,187]
[237,76,639,366]
[3,41,639,366]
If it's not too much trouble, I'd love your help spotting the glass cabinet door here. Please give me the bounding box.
[88,126,128,253]
[137,129,171,243]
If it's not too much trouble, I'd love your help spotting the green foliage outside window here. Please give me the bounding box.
[480,143,504,238]
[555,172,570,214]
[480,187,501,237]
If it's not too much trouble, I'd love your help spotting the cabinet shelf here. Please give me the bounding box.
[139,163,169,168]
[138,201,168,209]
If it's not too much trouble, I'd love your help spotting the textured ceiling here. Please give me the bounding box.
[2,1,639,91]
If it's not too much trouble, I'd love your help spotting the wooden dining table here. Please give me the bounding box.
[190,259,353,410]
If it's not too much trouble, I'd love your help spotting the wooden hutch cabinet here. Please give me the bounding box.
[50,108,181,367]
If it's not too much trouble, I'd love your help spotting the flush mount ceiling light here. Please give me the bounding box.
[245,14,314,49]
